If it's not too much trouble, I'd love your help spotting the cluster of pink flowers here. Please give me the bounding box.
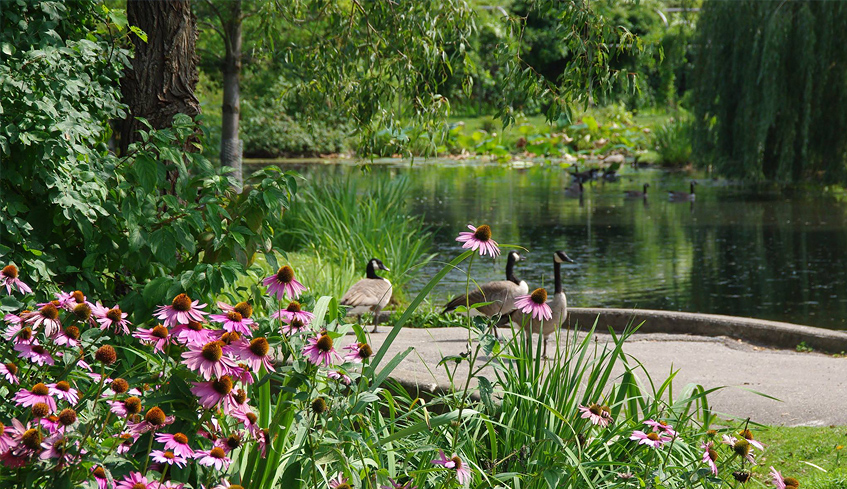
[629,419,679,449]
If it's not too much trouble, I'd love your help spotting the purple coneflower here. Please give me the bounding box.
[155,432,194,458]
[55,290,86,311]
[328,370,352,385]
[134,324,171,353]
[0,362,20,384]
[329,473,352,489]
[722,435,756,464]
[738,428,764,451]
[4,323,32,343]
[24,303,62,336]
[48,381,79,404]
[150,449,188,468]
[231,408,260,435]
[54,326,81,347]
[770,466,799,489]
[343,342,373,364]
[155,293,208,327]
[172,320,213,345]
[302,332,341,367]
[40,415,61,435]
[191,376,237,411]
[0,422,15,452]
[211,303,256,336]
[272,300,315,325]
[92,466,109,489]
[116,472,154,489]
[229,363,254,385]
[280,317,308,336]
[630,430,672,449]
[578,404,613,428]
[14,383,57,411]
[263,265,307,301]
[431,450,472,485]
[195,446,231,471]
[181,340,238,380]
[514,288,553,321]
[702,442,718,475]
[456,224,500,258]
[39,433,76,464]
[381,479,417,489]
[14,341,54,366]
[0,265,32,295]
[129,407,175,435]
[115,432,138,454]
[643,419,679,438]
[236,337,275,372]
[92,303,131,335]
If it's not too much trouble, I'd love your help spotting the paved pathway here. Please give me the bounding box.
[347,328,847,427]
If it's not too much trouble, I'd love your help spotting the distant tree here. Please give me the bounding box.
[692,1,847,182]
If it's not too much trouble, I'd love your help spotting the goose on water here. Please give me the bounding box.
[507,250,574,359]
[624,183,650,199]
[669,181,697,202]
[442,251,528,335]
[565,182,584,197]
[340,258,392,333]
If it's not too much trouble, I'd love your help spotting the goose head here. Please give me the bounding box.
[370,258,390,272]
[554,250,575,264]
[507,251,523,263]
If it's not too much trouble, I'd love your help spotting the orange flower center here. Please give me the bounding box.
[234,389,247,404]
[31,402,50,418]
[41,304,59,320]
[212,376,233,395]
[3,363,16,375]
[21,428,42,449]
[201,342,224,362]
[187,320,203,331]
[73,303,91,320]
[55,381,70,392]
[31,383,49,396]
[246,412,258,424]
[145,407,166,426]
[151,325,169,339]
[171,293,192,312]
[32,344,47,355]
[71,290,85,303]
[530,288,548,304]
[473,225,492,241]
[451,456,463,469]
[106,308,122,322]
[173,432,189,444]
[357,343,373,359]
[210,447,226,459]
[316,334,333,352]
[226,434,241,448]
[286,301,301,312]
[276,266,295,283]
[18,327,32,341]
[2,264,18,278]
[125,396,142,414]
[58,408,77,426]
[249,337,270,357]
[111,378,129,394]
[93,466,106,478]
[646,433,660,441]
[163,451,175,459]
[226,311,243,322]
[234,302,253,318]
[64,326,80,340]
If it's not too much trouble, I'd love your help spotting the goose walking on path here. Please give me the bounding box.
[669,181,697,202]
[508,250,574,359]
[443,251,528,336]
[340,258,392,333]
[624,183,650,199]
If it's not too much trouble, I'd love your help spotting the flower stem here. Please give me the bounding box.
[141,431,156,475]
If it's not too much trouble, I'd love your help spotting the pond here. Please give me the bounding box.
[253,158,847,331]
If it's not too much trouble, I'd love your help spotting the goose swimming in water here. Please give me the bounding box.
[669,181,697,202]
[340,258,392,333]
[624,183,650,199]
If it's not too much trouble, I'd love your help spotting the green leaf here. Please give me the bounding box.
[129,25,147,43]
[135,153,158,193]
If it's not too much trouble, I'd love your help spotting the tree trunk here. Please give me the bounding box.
[120,0,200,153]
[220,0,243,189]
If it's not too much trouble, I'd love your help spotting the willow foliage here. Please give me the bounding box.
[692,1,847,182]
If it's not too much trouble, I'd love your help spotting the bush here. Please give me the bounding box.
[653,116,693,166]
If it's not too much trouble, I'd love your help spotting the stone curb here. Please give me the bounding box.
[566,307,847,354]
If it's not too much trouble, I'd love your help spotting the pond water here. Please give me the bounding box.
[254,159,847,330]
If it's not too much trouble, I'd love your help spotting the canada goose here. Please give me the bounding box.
[569,166,599,183]
[624,183,650,198]
[564,182,584,197]
[508,250,574,359]
[442,251,528,333]
[669,181,696,202]
[340,258,392,334]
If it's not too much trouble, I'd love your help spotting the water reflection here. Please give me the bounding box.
[253,160,847,330]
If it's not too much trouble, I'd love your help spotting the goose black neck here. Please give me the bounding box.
[506,254,520,285]
[366,261,378,279]
[643,184,649,195]
[690,182,695,195]
[554,261,563,294]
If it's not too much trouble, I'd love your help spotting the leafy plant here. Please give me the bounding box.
[653,116,693,166]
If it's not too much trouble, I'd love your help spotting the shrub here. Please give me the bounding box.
[654,116,693,166]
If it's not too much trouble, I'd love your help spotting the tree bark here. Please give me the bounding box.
[120,0,200,153]
[220,0,243,189]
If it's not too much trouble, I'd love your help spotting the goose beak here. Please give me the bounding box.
[564,254,575,263]
[380,264,390,271]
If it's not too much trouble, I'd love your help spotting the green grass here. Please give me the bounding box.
[754,426,847,487]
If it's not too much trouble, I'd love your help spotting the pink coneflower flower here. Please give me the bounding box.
[770,466,799,489]
[9,418,42,457]
[722,435,756,464]
[191,376,237,411]
[155,432,195,458]
[327,370,352,385]
[263,266,307,301]
[91,466,110,489]
[181,341,238,380]
[134,324,171,353]
[48,381,79,404]
[3,312,23,325]
[272,300,315,326]
[14,383,57,411]
[115,432,138,454]
[514,288,553,321]
[738,428,764,451]
[92,303,131,335]
[578,404,614,428]
[210,305,256,336]
[40,415,61,435]
[0,265,32,295]
[195,446,231,471]
[214,432,245,454]
[24,303,62,336]
[280,317,308,336]
[229,363,254,385]
[382,479,418,489]
[302,332,341,367]
[14,341,54,366]
[0,362,20,384]
[159,481,185,489]
[39,433,76,463]
[235,337,275,372]
[456,224,500,258]
[329,473,351,489]
[644,419,679,438]
[172,320,213,345]
[116,472,154,489]
[701,442,718,476]
[3,323,32,343]
[55,290,86,311]
[129,407,175,435]
[109,396,143,418]
[54,326,81,347]
[630,430,673,449]
[150,449,188,468]
[231,408,260,435]
[155,293,208,328]
[431,450,472,485]
[343,342,373,364]
[0,422,15,452]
